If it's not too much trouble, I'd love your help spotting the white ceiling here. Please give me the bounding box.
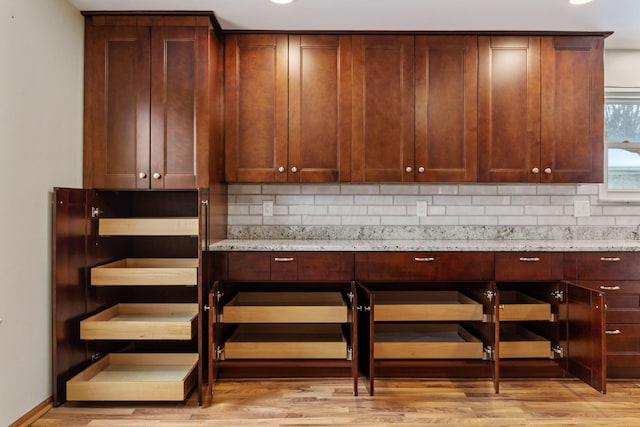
[67,0,640,49]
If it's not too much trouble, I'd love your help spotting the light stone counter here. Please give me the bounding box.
[209,239,640,252]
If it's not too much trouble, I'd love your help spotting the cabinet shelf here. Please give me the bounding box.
[66,353,198,402]
[98,218,198,236]
[373,291,483,322]
[222,292,349,323]
[223,324,348,360]
[374,323,484,360]
[90,258,198,286]
[80,303,198,340]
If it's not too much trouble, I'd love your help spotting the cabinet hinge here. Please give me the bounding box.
[347,292,354,304]
[347,347,353,361]
[552,290,564,302]
[216,346,225,361]
[216,291,224,302]
[483,346,494,361]
[204,305,210,312]
[201,199,209,206]
[357,306,371,312]
[90,352,104,363]
[484,290,496,301]
[551,345,564,359]
[91,207,102,218]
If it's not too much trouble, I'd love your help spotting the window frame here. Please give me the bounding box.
[599,88,640,202]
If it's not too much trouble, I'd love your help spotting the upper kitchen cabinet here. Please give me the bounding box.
[478,35,605,183]
[414,36,478,182]
[225,34,351,182]
[83,14,218,189]
[540,36,604,183]
[351,35,415,182]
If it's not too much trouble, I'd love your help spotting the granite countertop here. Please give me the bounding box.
[208,239,640,252]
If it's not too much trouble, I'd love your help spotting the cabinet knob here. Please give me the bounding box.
[418,167,425,173]
[531,168,540,174]
[152,172,161,179]
[291,166,298,173]
[544,168,552,174]
[278,166,285,173]
[138,172,147,179]
[405,167,412,173]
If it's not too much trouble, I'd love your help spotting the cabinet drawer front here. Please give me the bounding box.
[228,252,271,281]
[495,252,563,281]
[297,252,354,281]
[606,324,640,353]
[437,252,494,281]
[576,252,640,280]
[271,252,298,281]
[356,252,437,281]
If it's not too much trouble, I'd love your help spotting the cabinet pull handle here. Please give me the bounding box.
[414,257,435,262]
[519,257,540,262]
[600,285,621,291]
[274,257,294,262]
[606,329,622,335]
[600,257,621,262]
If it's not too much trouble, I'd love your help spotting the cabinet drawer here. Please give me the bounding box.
[223,324,347,359]
[98,218,199,236]
[499,325,550,358]
[90,258,198,286]
[374,324,483,360]
[227,252,271,281]
[495,252,563,281]
[80,303,197,340]
[66,353,197,401]
[222,292,349,323]
[606,324,640,353]
[227,252,354,281]
[576,252,640,280]
[499,291,553,321]
[373,291,483,322]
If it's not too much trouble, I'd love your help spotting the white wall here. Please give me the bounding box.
[0,0,83,425]
[605,49,640,87]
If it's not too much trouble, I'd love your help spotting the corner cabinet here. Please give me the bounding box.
[53,188,211,405]
[478,35,604,183]
[209,252,359,395]
[224,34,351,183]
[83,14,220,189]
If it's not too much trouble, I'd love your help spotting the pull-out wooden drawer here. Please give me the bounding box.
[90,258,198,286]
[374,324,484,359]
[499,291,553,321]
[98,217,199,236]
[499,324,550,358]
[222,292,349,323]
[373,291,483,322]
[80,303,198,340]
[223,324,348,359]
[66,353,198,401]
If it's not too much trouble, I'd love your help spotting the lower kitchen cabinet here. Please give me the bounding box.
[53,188,210,405]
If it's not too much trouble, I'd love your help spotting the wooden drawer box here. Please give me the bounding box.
[223,324,348,359]
[222,292,349,323]
[80,303,198,340]
[98,217,199,236]
[499,291,552,321]
[499,325,550,358]
[66,353,198,401]
[90,258,198,286]
[373,291,483,322]
[374,324,484,360]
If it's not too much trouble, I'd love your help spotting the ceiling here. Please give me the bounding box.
[68,0,640,49]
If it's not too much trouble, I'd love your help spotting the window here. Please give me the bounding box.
[601,89,640,201]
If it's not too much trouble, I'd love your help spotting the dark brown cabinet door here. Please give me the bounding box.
[85,25,151,189]
[224,34,288,182]
[352,35,414,182]
[540,36,604,183]
[150,26,211,189]
[85,16,215,189]
[478,36,541,182]
[288,35,352,182]
[415,36,477,182]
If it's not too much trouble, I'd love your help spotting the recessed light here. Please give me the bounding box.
[569,0,593,4]
[271,0,295,4]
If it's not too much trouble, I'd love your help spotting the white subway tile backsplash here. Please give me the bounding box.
[226,183,640,238]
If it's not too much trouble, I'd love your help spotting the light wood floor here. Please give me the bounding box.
[35,379,640,426]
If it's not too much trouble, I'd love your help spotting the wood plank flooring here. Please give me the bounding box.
[34,379,640,426]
